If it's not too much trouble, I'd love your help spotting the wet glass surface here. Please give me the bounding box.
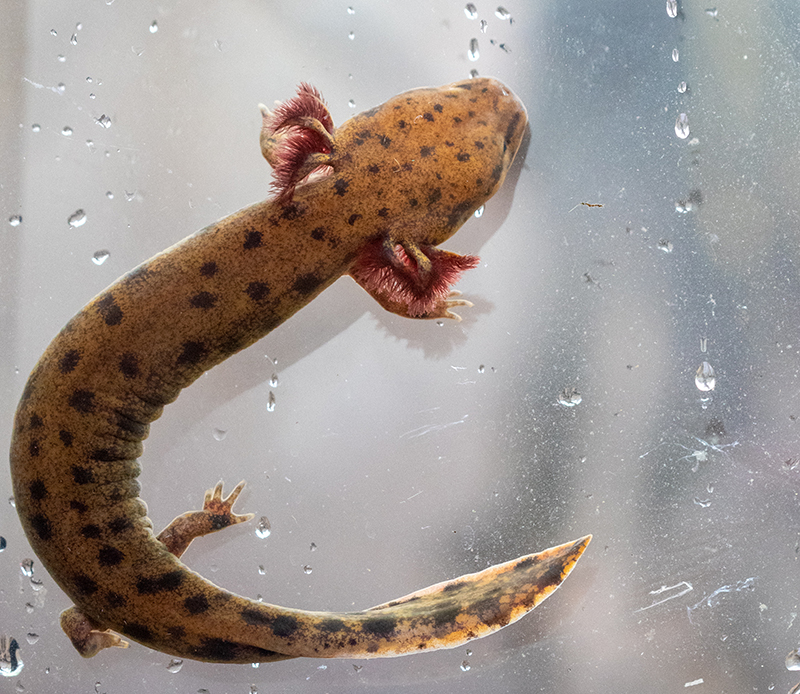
[2,1,800,692]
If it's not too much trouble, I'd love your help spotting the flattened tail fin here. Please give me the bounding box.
[354,534,592,657]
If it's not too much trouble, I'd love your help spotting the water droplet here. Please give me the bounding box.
[86,76,93,83]
[693,497,712,508]
[705,7,718,17]
[68,209,87,228]
[50,29,57,36]
[480,19,488,33]
[478,364,485,373]
[255,517,271,539]
[31,123,40,132]
[61,126,73,136]
[700,336,707,353]
[348,99,356,109]
[675,112,690,139]
[149,21,158,33]
[675,199,693,214]
[658,239,673,253]
[348,31,355,40]
[695,361,716,391]
[20,559,34,577]
[166,658,183,673]
[788,649,800,670]
[269,373,279,388]
[469,68,479,79]
[473,205,484,218]
[56,82,66,95]
[495,6,511,21]
[468,38,480,62]
[460,660,471,671]
[666,0,678,17]
[0,637,23,677]
[85,139,95,152]
[258,564,266,575]
[465,648,473,656]
[302,565,313,575]
[267,391,276,412]
[557,387,582,407]
[0,537,5,551]
[464,3,477,19]
[106,191,114,199]
[25,633,39,645]
[677,81,687,93]
[317,664,327,670]
[310,542,317,551]
[353,664,363,672]
[70,33,78,45]
[57,54,66,63]
[347,6,355,14]
[672,47,679,62]
[91,250,109,265]
[212,428,227,441]
[95,114,112,129]
[8,215,22,227]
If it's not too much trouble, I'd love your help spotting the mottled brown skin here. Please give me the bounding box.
[10,78,590,664]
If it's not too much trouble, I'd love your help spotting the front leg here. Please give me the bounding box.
[349,237,479,320]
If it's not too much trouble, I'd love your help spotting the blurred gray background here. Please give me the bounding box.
[2,1,800,692]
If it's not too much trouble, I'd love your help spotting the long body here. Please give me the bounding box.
[10,78,590,663]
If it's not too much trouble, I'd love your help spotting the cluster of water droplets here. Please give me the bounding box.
[463,5,514,77]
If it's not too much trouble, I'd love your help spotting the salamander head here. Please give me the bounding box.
[263,78,527,246]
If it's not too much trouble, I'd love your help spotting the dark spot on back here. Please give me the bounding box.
[184,594,210,614]
[73,573,98,595]
[29,479,47,501]
[71,465,95,485]
[124,623,152,642]
[28,439,40,457]
[271,614,299,637]
[107,591,127,608]
[59,430,74,447]
[434,103,443,113]
[447,201,472,227]
[59,350,81,374]
[199,261,218,277]
[118,353,140,380]
[281,204,302,220]
[423,112,434,122]
[319,618,347,633]
[241,608,271,627]
[368,164,380,174]
[98,545,125,566]
[29,413,43,429]
[433,603,461,627]
[245,281,270,302]
[293,273,320,295]
[91,447,118,462]
[420,146,435,157]
[136,570,184,595]
[333,178,349,196]
[167,625,186,638]
[81,524,101,539]
[176,341,207,367]
[310,226,326,241]
[428,188,442,204]
[363,616,397,636]
[97,294,123,326]
[30,514,52,541]
[377,207,389,218]
[456,151,471,162]
[379,135,392,148]
[243,230,263,249]
[108,517,133,534]
[68,389,95,413]
[397,119,407,129]
[189,291,217,309]
[347,213,362,226]
[474,140,485,149]
[69,499,88,513]
[194,638,239,661]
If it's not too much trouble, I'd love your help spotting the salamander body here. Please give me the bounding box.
[10,78,591,663]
